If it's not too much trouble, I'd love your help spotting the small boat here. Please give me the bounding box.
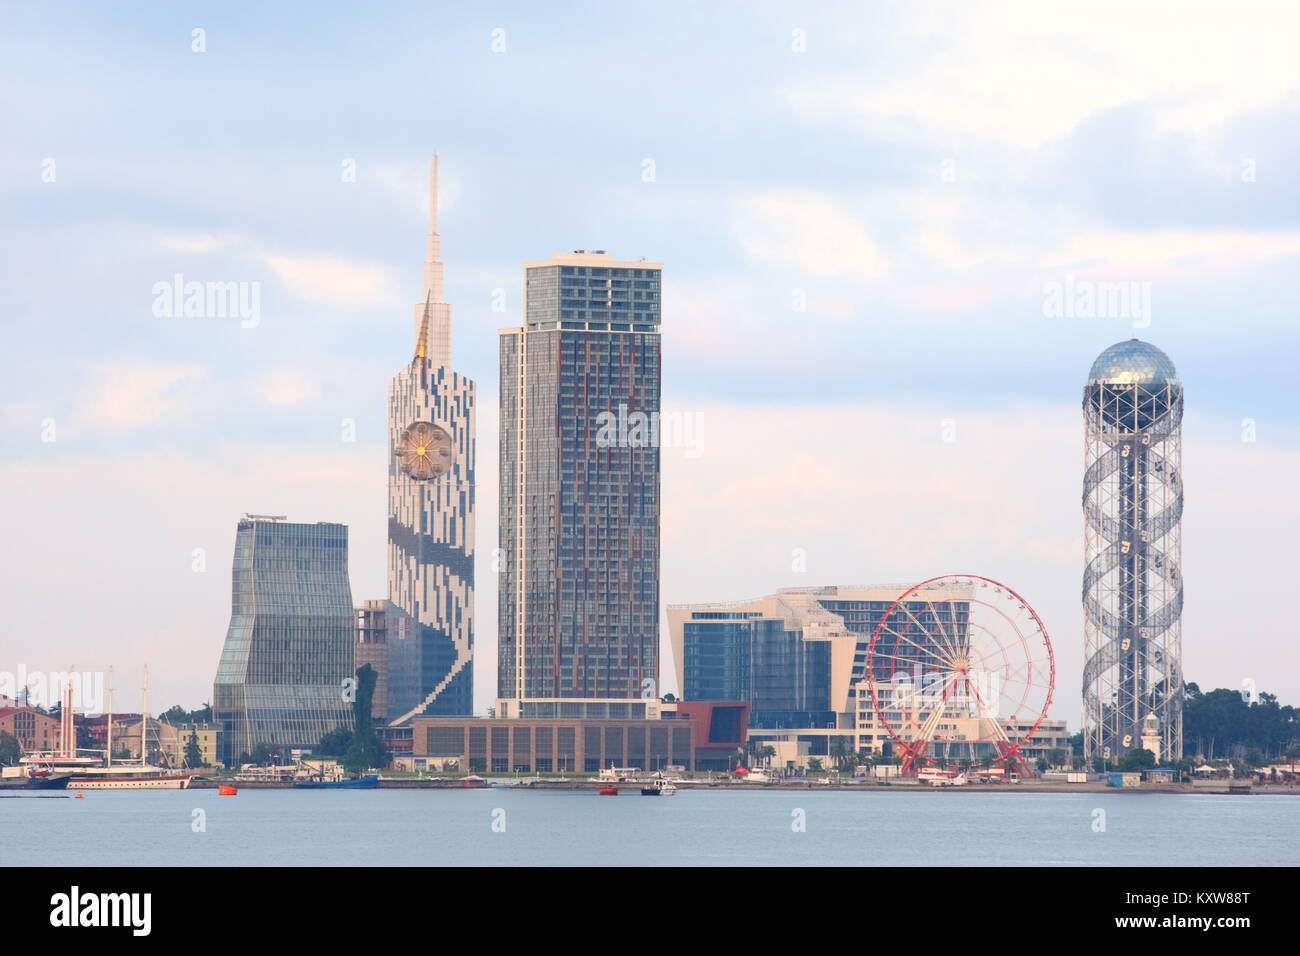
[640,779,676,796]
[292,774,379,789]
[599,785,618,796]
[218,784,238,796]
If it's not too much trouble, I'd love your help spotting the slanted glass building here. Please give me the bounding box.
[213,517,355,765]
[498,251,662,705]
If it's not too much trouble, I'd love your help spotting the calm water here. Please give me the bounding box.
[5,788,1298,866]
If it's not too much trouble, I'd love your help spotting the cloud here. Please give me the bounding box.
[155,231,402,310]
[260,250,400,309]
[781,0,1300,150]
[736,190,889,279]
[255,370,321,407]
[77,360,207,429]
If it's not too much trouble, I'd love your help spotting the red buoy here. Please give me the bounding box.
[218,784,238,796]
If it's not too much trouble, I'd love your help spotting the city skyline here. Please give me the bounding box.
[4,4,1299,727]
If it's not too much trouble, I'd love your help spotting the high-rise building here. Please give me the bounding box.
[498,251,662,709]
[1082,339,1184,764]
[385,157,476,724]
[213,516,355,766]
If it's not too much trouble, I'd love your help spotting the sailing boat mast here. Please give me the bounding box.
[141,665,148,768]
[107,665,114,768]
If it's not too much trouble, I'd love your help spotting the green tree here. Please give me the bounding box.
[1119,748,1157,772]
[160,702,213,725]
[1047,748,1068,769]
[0,730,21,764]
[829,737,856,772]
[183,730,204,769]
[1071,754,1086,771]
[316,727,353,757]
[342,664,385,774]
[1035,756,1049,775]
[806,758,823,773]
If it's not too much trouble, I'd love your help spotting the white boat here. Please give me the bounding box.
[68,767,193,790]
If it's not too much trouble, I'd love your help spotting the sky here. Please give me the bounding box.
[2,1,1298,726]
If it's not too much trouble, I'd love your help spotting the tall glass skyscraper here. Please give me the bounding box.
[385,156,476,723]
[213,516,355,766]
[498,251,662,705]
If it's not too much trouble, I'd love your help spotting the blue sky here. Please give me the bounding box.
[3,1,1298,725]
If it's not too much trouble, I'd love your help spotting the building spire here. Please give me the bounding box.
[415,290,431,362]
[422,154,443,305]
[429,154,438,233]
[413,154,450,368]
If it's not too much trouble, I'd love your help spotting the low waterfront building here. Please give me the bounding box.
[0,704,60,753]
[403,701,748,774]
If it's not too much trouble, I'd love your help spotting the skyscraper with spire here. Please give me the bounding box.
[385,156,476,723]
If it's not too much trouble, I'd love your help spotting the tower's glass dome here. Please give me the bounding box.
[1087,339,1178,386]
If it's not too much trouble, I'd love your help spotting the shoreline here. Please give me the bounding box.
[180,776,1293,795]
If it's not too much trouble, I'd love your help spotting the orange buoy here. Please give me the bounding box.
[75,792,84,799]
[218,784,237,796]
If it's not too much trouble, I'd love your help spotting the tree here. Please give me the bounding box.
[316,727,353,757]
[829,737,856,772]
[1119,748,1156,772]
[1035,756,1049,775]
[1047,748,1068,769]
[250,742,273,765]
[807,758,823,773]
[0,730,21,764]
[183,730,204,769]
[342,664,386,774]
[1071,754,1086,771]
[661,693,677,703]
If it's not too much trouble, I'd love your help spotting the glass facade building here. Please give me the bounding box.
[669,584,974,730]
[213,518,355,765]
[682,613,832,728]
[499,251,662,702]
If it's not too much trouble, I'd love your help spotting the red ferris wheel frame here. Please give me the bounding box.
[865,574,1056,777]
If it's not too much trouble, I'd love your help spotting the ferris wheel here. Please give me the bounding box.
[865,575,1055,776]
